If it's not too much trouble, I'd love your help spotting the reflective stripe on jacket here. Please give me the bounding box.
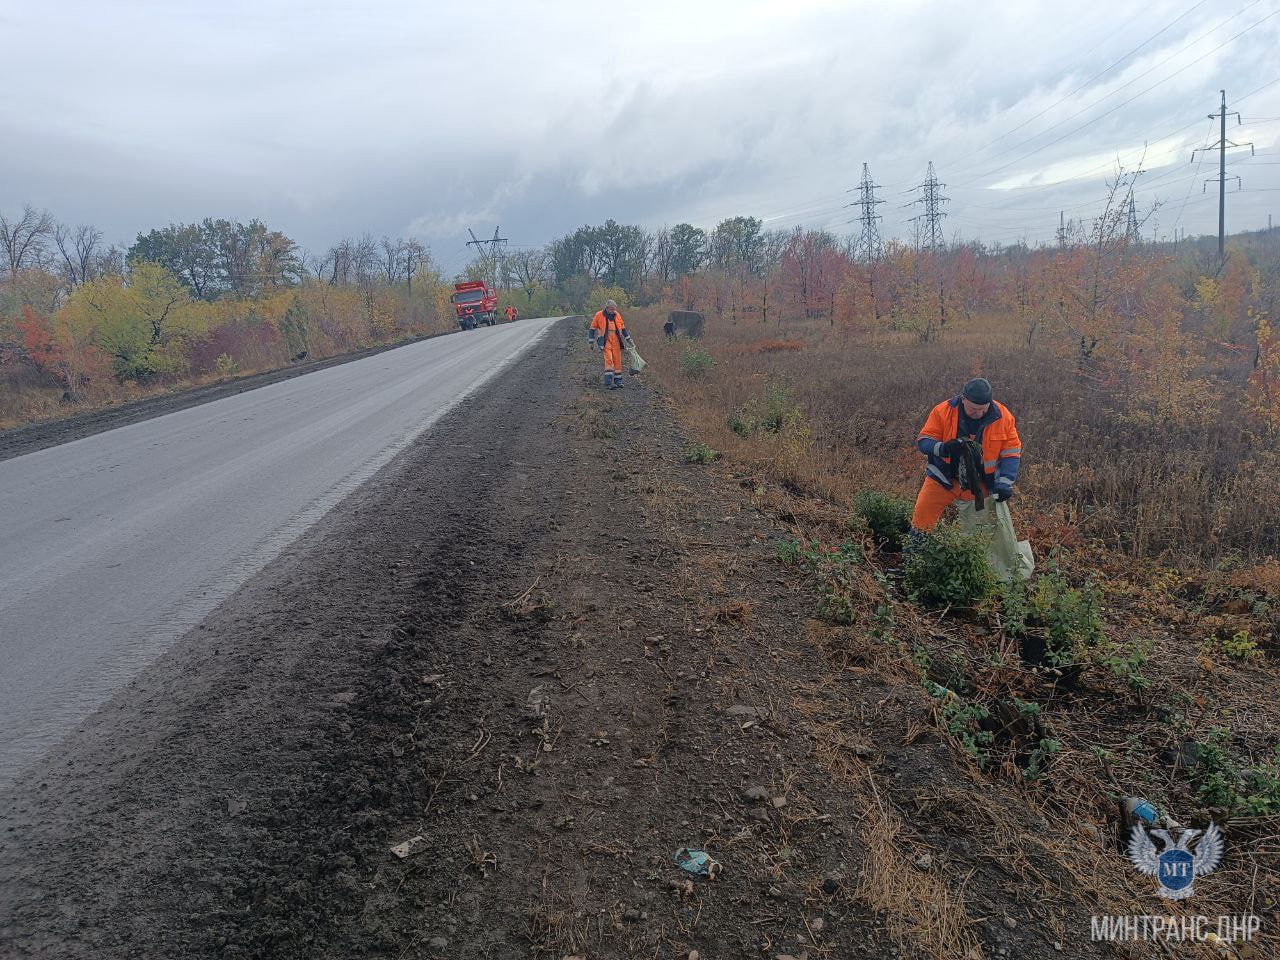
[916,396,1022,491]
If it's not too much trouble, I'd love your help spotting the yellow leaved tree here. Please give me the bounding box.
[60,261,204,381]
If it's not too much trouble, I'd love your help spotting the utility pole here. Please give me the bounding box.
[907,162,949,332]
[1056,211,1067,249]
[1193,91,1253,264]
[845,163,886,321]
[466,226,508,289]
[909,162,949,252]
[849,163,885,263]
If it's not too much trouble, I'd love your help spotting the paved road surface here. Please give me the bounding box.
[0,317,561,787]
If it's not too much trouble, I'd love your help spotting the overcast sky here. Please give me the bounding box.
[3,0,1279,272]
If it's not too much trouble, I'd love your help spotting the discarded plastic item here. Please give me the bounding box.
[957,499,1034,582]
[390,835,429,859]
[674,847,722,878]
[1122,796,1182,830]
[1125,797,1158,825]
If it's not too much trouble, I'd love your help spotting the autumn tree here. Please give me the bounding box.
[15,304,109,398]
[129,219,301,300]
[68,262,202,380]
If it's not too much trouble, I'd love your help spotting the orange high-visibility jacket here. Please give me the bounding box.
[917,397,1022,491]
[590,310,626,343]
[505,306,516,321]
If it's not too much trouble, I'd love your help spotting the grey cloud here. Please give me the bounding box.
[1,0,1277,259]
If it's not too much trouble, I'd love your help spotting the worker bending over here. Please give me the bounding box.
[912,377,1021,535]
[590,299,632,389]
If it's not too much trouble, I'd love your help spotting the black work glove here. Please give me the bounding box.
[939,438,966,458]
[993,487,1013,503]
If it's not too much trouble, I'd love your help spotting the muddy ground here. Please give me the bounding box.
[1,322,1120,958]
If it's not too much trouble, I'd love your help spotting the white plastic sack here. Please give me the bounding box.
[625,342,647,373]
[957,499,1034,582]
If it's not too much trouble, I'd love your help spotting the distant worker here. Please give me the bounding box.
[911,377,1021,535]
[590,299,632,389]
[505,305,517,323]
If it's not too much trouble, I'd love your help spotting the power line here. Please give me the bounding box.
[945,0,1219,172]
[955,7,1280,186]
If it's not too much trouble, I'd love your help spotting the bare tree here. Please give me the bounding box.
[0,204,55,285]
[53,222,104,288]
[98,244,126,278]
[351,233,378,286]
[379,237,406,284]
[503,248,549,300]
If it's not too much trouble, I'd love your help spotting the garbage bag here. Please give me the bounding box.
[625,342,647,373]
[957,499,1034,582]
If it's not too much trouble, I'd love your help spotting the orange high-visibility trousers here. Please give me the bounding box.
[911,479,975,531]
[602,335,623,374]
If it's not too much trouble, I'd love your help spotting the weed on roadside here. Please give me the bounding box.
[904,525,995,608]
[681,442,720,464]
[678,346,715,379]
[850,489,913,552]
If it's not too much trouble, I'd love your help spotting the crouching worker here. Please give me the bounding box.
[590,299,632,389]
[911,377,1021,542]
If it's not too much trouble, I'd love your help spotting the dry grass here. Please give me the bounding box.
[630,305,1280,564]
[630,304,1279,957]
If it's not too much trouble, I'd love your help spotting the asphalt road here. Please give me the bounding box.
[0,317,561,788]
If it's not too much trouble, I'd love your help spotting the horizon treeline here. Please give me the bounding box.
[2,168,1279,431]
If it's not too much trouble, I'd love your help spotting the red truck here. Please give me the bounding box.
[451,281,498,330]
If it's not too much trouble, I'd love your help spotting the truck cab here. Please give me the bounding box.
[451,281,498,330]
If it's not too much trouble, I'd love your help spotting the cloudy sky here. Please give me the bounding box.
[3,0,1279,273]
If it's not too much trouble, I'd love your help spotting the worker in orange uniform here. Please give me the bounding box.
[589,299,632,389]
[505,305,518,323]
[911,378,1021,537]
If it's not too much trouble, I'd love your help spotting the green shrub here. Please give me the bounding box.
[904,525,996,607]
[1001,568,1106,669]
[727,409,752,436]
[850,490,913,552]
[679,347,715,379]
[925,684,994,767]
[757,382,803,434]
[1194,730,1280,816]
[214,352,237,377]
[1215,629,1263,661]
[1099,636,1152,693]
[727,381,804,436]
[1023,737,1063,781]
[681,442,720,465]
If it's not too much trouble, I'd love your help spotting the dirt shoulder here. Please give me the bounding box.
[1,323,1123,959]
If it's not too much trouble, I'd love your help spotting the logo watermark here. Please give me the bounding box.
[1091,812,1265,945]
[1128,820,1223,899]
[1091,914,1262,943]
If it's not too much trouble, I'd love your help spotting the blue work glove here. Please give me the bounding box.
[595,336,605,349]
[939,438,965,458]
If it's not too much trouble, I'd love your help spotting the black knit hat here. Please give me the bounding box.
[963,377,992,405]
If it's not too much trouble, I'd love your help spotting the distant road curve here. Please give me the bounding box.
[0,316,563,787]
